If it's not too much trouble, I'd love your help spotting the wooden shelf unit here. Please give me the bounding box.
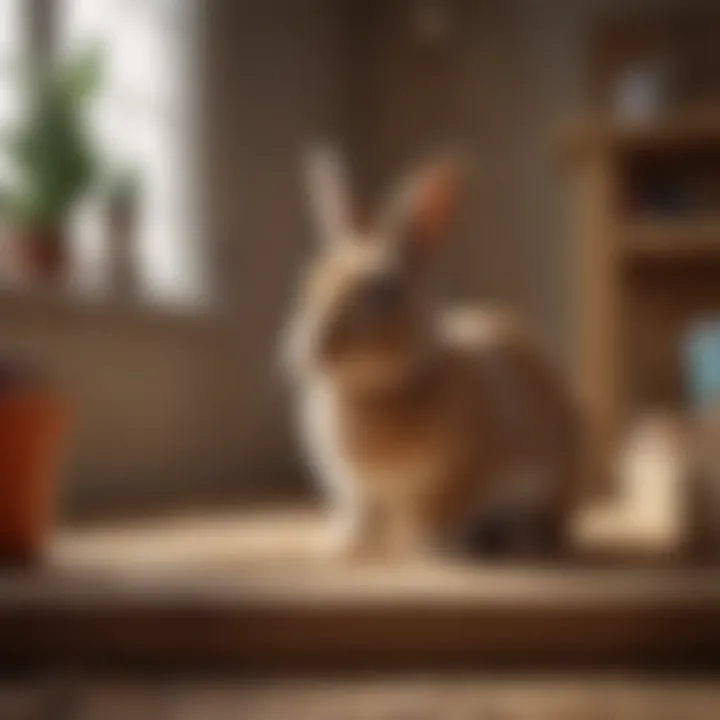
[565,116,720,483]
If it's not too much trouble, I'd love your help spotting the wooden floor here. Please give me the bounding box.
[2,676,720,719]
[2,508,720,671]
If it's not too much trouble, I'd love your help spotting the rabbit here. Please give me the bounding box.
[283,148,581,559]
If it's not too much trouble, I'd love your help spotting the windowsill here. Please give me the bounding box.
[0,275,230,331]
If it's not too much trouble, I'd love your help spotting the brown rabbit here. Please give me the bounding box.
[284,148,580,559]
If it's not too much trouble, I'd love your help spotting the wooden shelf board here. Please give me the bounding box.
[563,113,720,160]
[622,218,720,261]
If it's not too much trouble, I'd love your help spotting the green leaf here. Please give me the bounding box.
[61,46,103,103]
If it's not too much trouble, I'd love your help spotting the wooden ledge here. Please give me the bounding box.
[1,509,720,671]
[0,279,229,334]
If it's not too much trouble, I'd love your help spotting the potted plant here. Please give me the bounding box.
[0,359,68,564]
[1,50,101,281]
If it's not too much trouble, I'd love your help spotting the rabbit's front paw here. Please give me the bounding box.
[322,505,382,562]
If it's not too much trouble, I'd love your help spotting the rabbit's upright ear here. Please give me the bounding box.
[383,156,463,255]
[303,145,353,248]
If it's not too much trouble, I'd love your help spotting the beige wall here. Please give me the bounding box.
[196,0,352,504]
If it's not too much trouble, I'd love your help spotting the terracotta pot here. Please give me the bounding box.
[16,227,67,281]
[0,390,69,564]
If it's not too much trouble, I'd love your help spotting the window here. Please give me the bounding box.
[61,0,204,305]
[0,0,205,305]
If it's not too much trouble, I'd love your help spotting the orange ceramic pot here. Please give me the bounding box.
[0,390,68,564]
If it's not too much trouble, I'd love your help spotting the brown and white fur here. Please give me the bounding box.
[284,148,580,559]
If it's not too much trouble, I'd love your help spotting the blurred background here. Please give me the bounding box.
[2,1,720,717]
[1,0,720,516]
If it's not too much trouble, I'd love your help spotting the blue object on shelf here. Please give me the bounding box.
[684,321,720,410]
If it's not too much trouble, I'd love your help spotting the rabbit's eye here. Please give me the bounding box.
[358,273,403,313]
